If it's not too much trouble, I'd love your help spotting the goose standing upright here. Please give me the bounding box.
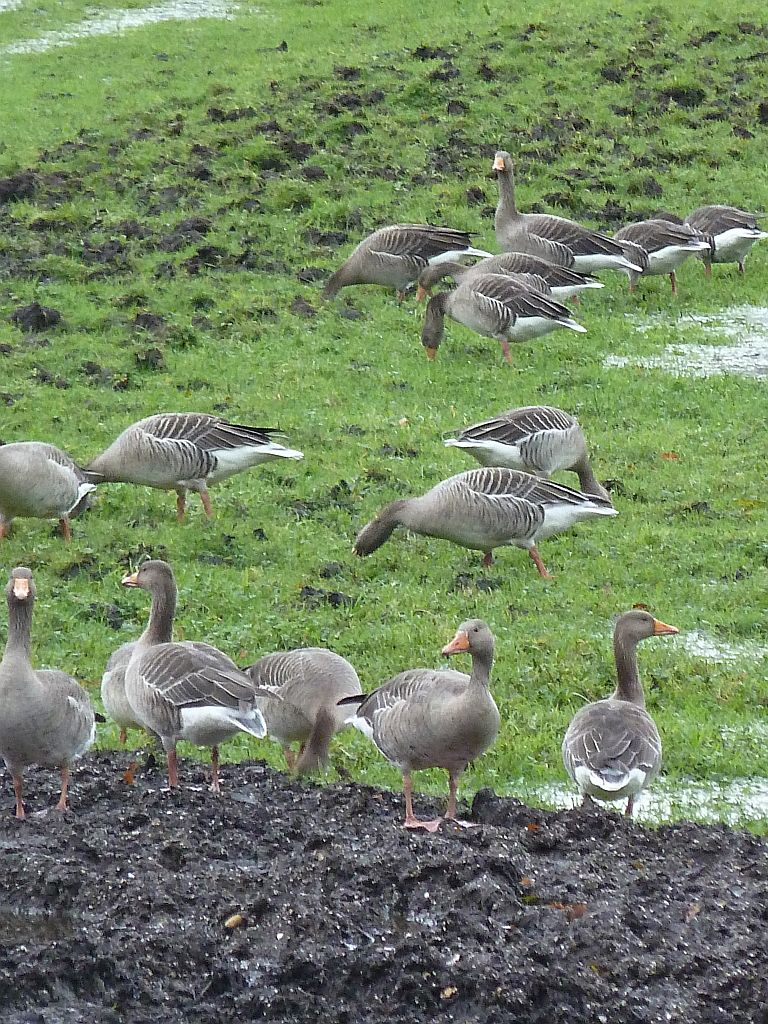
[444,406,611,500]
[87,413,303,522]
[340,619,500,831]
[614,219,711,294]
[0,567,95,818]
[353,466,617,577]
[244,647,362,773]
[322,224,492,301]
[492,151,642,274]
[0,441,97,541]
[684,205,768,275]
[562,610,678,816]
[121,560,271,792]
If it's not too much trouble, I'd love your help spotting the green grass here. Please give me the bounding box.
[0,0,767,830]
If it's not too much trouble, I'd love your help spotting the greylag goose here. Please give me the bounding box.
[444,406,610,500]
[493,151,641,274]
[244,648,362,773]
[0,567,95,818]
[353,466,617,577]
[121,560,270,792]
[339,619,500,831]
[562,610,678,816]
[684,205,768,275]
[88,413,303,522]
[416,257,602,302]
[614,219,711,294]
[322,224,492,301]
[0,441,97,541]
[421,271,586,364]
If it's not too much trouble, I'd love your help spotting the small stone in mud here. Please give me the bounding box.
[10,302,62,333]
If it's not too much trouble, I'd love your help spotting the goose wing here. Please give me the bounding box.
[455,406,576,446]
[451,467,613,510]
[369,224,478,259]
[685,205,763,234]
[563,701,661,785]
[139,413,284,451]
[468,273,575,320]
[138,641,261,710]
[521,214,626,258]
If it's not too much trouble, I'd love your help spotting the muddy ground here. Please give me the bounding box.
[0,754,766,1023]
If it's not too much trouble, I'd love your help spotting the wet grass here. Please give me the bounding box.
[0,0,767,828]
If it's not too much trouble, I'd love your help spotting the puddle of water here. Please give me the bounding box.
[676,630,768,662]
[0,1,23,12]
[510,778,768,825]
[606,304,768,378]
[0,0,239,55]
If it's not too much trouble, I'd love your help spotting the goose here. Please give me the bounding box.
[684,205,768,275]
[492,151,642,274]
[121,560,271,792]
[416,256,603,303]
[322,224,492,301]
[421,271,586,364]
[0,441,97,541]
[339,619,500,831]
[87,412,303,522]
[614,218,711,294]
[353,466,617,577]
[444,406,611,501]
[0,567,95,818]
[562,610,678,816]
[243,648,362,773]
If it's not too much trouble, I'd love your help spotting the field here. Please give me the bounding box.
[1,0,767,828]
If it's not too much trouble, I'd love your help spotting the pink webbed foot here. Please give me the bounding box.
[404,816,443,833]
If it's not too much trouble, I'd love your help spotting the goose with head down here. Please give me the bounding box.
[339,619,500,831]
[322,224,492,301]
[421,271,586,364]
[88,412,303,522]
[0,567,95,818]
[492,151,642,275]
[614,218,711,294]
[562,609,678,816]
[353,466,617,577]
[684,204,768,275]
[416,256,603,303]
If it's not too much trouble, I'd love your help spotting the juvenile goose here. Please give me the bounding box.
[88,412,303,522]
[0,441,97,541]
[562,610,678,816]
[421,271,586,364]
[244,648,362,773]
[684,205,768,275]
[121,560,270,792]
[340,619,500,831]
[614,218,711,294]
[493,151,641,274]
[0,567,95,818]
[322,224,492,301]
[444,406,611,501]
[353,466,617,577]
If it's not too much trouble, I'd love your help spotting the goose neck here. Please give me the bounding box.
[496,165,518,217]
[575,462,611,502]
[612,632,645,706]
[4,596,32,660]
[141,579,176,646]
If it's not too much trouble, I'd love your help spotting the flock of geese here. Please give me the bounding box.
[1,149,765,828]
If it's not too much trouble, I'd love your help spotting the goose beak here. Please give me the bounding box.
[424,347,438,361]
[121,571,139,588]
[12,577,30,600]
[442,630,470,655]
[415,285,429,302]
[492,155,506,171]
[652,618,679,636]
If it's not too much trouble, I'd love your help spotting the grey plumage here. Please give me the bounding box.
[614,219,711,293]
[684,205,767,274]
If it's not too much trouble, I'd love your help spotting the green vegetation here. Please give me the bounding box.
[0,0,766,828]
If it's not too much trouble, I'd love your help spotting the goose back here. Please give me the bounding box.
[0,442,96,533]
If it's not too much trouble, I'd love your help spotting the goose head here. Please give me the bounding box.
[7,566,34,604]
[121,559,176,594]
[442,618,495,660]
[614,609,678,646]
[492,151,513,175]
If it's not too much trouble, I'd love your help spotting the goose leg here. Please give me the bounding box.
[499,340,512,365]
[167,748,179,788]
[55,765,70,812]
[624,794,635,817]
[175,490,186,523]
[738,261,745,274]
[443,770,478,829]
[580,793,596,811]
[283,746,298,771]
[528,546,552,579]
[210,746,221,794]
[704,262,712,279]
[482,551,494,568]
[12,774,25,819]
[58,517,72,542]
[402,771,441,833]
[199,487,214,519]
[669,271,678,295]
[118,727,128,746]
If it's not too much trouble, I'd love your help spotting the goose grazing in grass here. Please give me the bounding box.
[421,271,586,364]
[562,610,678,816]
[444,406,611,500]
[0,441,97,541]
[353,466,617,577]
[88,412,303,522]
[321,224,492,301]
[684,205,768,275]
[121,560,271,792]
[614,218,712,294]
[0,567,95,818]
[416,257,603,303]
[244,648,362,773]
[339,619,500,831]
[492,151,642,275]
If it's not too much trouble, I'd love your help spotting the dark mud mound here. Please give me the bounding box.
[0,755,766,1023]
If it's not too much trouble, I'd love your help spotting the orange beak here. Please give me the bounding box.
[652,618,679,636]
[12,577,30,600]
[415,285,429,302]
[442,630,470,655]
[121,571,139,588]
[424,347,437,361]
[492,154,506,171]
